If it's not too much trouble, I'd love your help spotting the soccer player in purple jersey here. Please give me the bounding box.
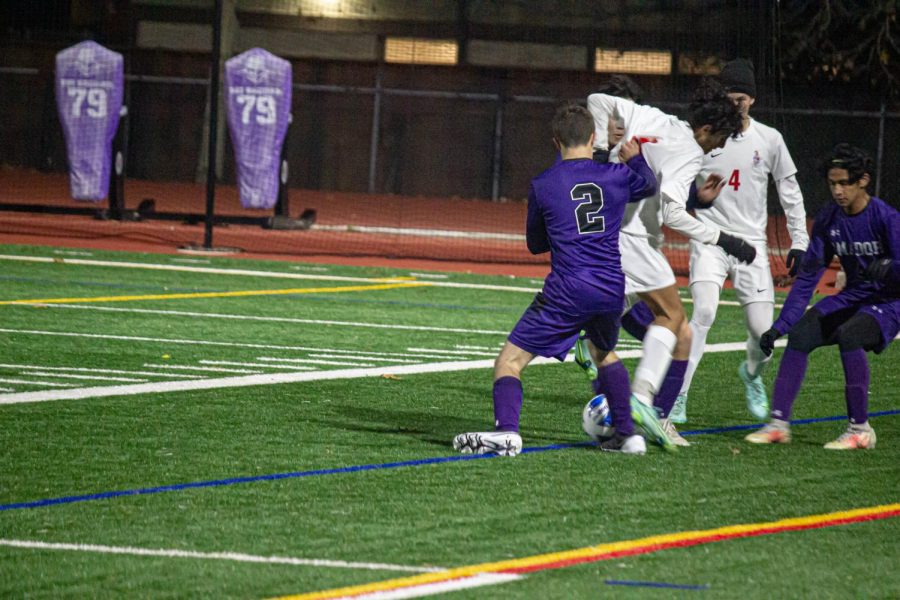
[745,144,899,449]
[453,103,659,456]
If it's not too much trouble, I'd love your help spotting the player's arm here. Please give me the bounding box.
[864,208,900,285]
[618,138,657,201]
[525,184,550,255]
[586,94,632,153]
[771,136,810,274]
[760,214,833,355]
[686,175,723,211]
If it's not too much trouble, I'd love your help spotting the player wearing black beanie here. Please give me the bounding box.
[719,58,757,98]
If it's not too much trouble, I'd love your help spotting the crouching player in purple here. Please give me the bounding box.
[745,144,899,449]
[453,104,658,456]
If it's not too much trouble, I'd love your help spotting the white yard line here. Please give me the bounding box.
[406,347,498,356]
[23,372,148,383]
[331,573,524,599]
[199,360,317,371]
[306,354,419,364]
[0,254,792,307]
[0,341,786,406]
[0,363,202,378]
[17,304,511,336]
[0,539,445,574]
[141,364,263,374]
[252,357,378,367]
[0,378,77,388]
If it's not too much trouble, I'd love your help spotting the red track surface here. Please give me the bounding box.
[0,167,839,289]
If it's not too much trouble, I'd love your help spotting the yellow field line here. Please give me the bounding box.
[273,502,900,599]
[0,282,431,305]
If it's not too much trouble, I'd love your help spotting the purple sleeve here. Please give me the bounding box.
[526,183,550,255]
[772,213,834,334]
[624,154,657,202]
[883,207,900,287]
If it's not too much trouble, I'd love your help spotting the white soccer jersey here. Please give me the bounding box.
[587,93,719,245]
[695,118,809,249]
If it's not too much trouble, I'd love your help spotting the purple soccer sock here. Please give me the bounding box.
[840,349,870,425]
[771,348,808,421]
[595,361,634,436]
[654,359,688,418]
[493,376,523,432]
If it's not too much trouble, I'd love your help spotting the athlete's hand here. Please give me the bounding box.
[696,174,725,206]
[618,137,641,162]
[759,328,781,357]
[716,232,757,264]
[785,249,805,277]
[863,257,893,282]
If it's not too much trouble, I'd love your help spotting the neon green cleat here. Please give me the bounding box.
[573,335,597,380]
[739,361,769,421]
[630,394,676,453]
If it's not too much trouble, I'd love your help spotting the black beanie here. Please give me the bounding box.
[720,58,756,97]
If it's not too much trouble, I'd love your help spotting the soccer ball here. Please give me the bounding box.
[582,394,615,441]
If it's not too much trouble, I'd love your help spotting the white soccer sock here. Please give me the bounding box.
[633,325,678,403]
[744,301,774,378]
[681,320,711,395]
[680,281,720,395]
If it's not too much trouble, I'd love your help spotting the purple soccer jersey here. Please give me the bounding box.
[774,197,900,350]
[225,48,292,210]
[508,156,656,359]
[55,41,124,202]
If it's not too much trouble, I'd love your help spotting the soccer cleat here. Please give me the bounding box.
[739,361,769,421]
[630,394,676,453]
[573,335,598,380]
[744,420,791,444]
[599,432,646,455]
[452,431,523,457]
[662,418,691,447]
[823,423,877,450]
[669,392,688,424]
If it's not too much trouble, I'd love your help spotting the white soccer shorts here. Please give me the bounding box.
[688,239,775,305]
[621,232,677,296]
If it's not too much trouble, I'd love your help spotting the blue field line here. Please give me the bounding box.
[605,579,710,590]
[1,409,897,513]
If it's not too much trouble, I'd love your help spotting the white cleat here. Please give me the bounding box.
[662,418,691,447]
[452,431,523,457]
[823,423,876,450]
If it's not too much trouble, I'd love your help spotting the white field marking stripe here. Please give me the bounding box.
[0,255,414,284]
[0,340,787,406]
[0,253,802,301]
[199,360,317,371]
[23,372,148,383]
[312,223,525,241]
[0,364,203,379]
[0,329,460,354]
[0,539,445,573]
[141,364,263,374]
[0,378,77,388]
[0,388,14,392]
[27,305,511,336]
[307,354,420,364]
[339,573,523,599]
[406,347,497,356]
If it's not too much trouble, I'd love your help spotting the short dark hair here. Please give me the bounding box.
[552,103,594,148]
[819,143,874,186]
[597,75,644,104]
[686,79,742,139]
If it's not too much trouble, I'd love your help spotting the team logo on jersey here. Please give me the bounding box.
[752,150,761,167]
[242,55,270,84]
[635,136,659,144]
[74,46,99,77]
[829,228,841,238]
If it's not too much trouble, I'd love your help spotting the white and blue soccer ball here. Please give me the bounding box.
[582,394,615,441]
